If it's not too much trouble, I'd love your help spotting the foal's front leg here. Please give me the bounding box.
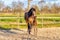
[28,23,32,34]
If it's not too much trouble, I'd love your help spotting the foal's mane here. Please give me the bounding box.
[24,8,36,21]
[27,8,36,17]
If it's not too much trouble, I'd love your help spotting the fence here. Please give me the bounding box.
[0,17,60,28]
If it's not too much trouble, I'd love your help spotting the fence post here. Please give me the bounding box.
[17,12,20,29]
[41,14,44,28]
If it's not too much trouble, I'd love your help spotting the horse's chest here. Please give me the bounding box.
[29,17,34,22]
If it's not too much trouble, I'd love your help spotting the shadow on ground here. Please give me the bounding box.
[0,28,53,40]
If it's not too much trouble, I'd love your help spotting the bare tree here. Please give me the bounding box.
[28,0,32,10]
[41,5,49,13]
[3,6,11,13]
[0,1,5,12]
[11,1,17,13]
[50,3,58,13]
[38,0,45,9]
[11,1,24,13]
[17,1,24,13]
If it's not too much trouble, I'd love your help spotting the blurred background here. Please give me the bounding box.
[0,0,60,30]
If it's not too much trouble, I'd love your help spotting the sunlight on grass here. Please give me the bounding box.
[0,13,60,30]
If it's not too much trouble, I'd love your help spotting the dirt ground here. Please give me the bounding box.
[0,27,60,40]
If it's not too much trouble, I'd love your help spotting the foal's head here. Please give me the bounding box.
[28,8,36,17]
[25,8,36,24]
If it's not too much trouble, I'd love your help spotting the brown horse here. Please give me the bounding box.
[24,8,37,35]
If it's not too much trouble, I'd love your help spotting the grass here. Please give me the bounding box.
[0,13,60,30]
[1,22,60,30]
[20,17,60,23]
[1,17,59,23]
[0,13,60,17]
[0,18,17,22]
[37,13,60,17]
